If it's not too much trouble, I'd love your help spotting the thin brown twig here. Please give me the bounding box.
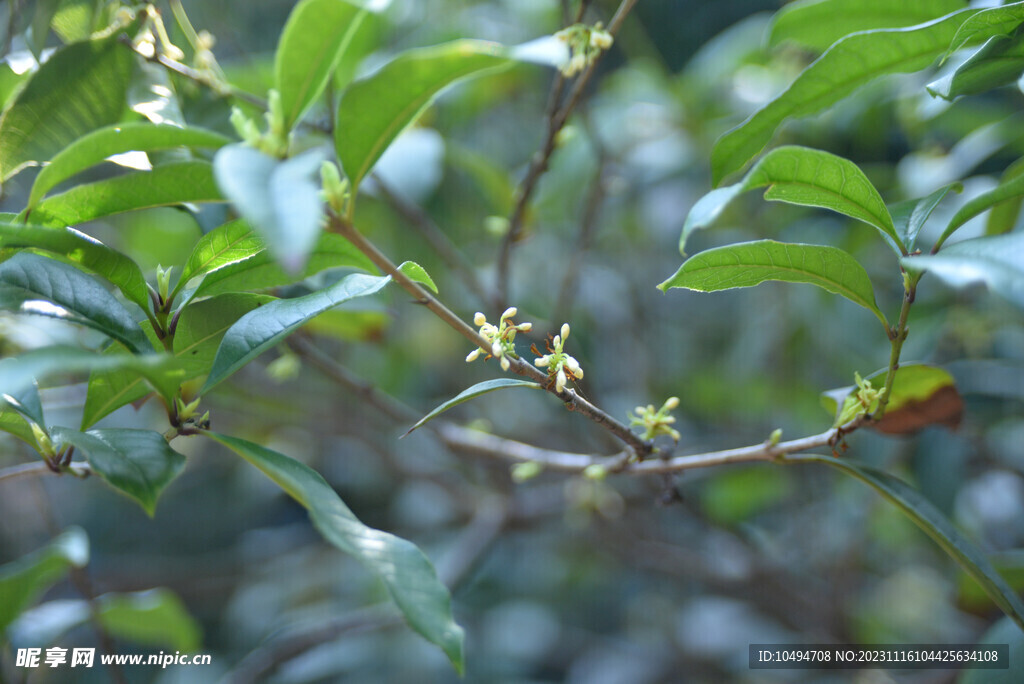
[0,461,91,483]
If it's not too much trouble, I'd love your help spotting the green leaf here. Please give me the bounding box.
[27,161,224,228]
[0,360,45,427]
[96,589,201,651]
[0,23,137,181]
[51,428,185,516]
[904,232,1024,309]
[213,145,326,273]
[404,379,543,436]
[274,0,369,129]
[659,240,889,329]
[189,232,377,300]
[51,0,100,43]
[946,1,1024,55]
[934,168,1024,249]
[201,273,391,393]
[0,408,38,446]
[397,261,438,293]
[0,528,89,633]
[336,39,512,193]
[27,123,229,210]
[988,157,1024,236]
[889,183,961,251]
[768,0,965,52]
[203,432,464,672]
[928,30,1024,100]
[0,253,149,352]
[784,453,1024,632]
[178,219,263,289]
[822,364,962,432]
[681,146,903,255]
[0,222,151,312]
[712,9,976,185]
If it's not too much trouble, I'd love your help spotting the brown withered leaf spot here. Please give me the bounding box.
[872,385,964,435]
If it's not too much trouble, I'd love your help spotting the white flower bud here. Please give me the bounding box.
[552,335,561,348]
[518,322,532,332]
[565,356,580,374]
[556,368,567,392]
[466,349,481,363]
[474,312,486,327]
[665,396,680,410]
[560,323,570,340]
[491,341,503,358]
[535,355,550,367]
[501,306,517,321]
[500,356,511,371]
[635,406,647,416]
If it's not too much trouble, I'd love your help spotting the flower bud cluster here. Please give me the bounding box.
[229,89,289,158]
[555,23,614,77]
[466,307,532,371]
[534,323,584,393]
[629,396,681,442]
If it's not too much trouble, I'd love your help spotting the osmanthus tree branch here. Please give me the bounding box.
[495,0,640,307]
[0,461,91,483]
[327,213,654,459]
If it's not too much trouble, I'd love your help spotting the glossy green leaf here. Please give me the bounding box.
[189,232,376,300]
[0,528,89,633]
[397,261,438,293]
[336,40,512,192]
[768,0,965,52]
[52,428,185,516]
[51,0,99,43]
[0,253,149,352]
[712,10,976,185]
[928,30,1024,100]
[204,432,464,672]
[987,157,1024,236]
[275,0,369,129]
[822,364,962,432]
[0,24,136,181]
[80,332,169,430]
[213,145,326,273]
[177,219,263,290]
[681,146,902,255]
[27,123,229,209]
[934,172,1024,250]
[404,379,543,436]
[97,589,201,651]
[202,273,391,393]
[27,161,224,228]
[784,453,1024,632]
[0,361,45,427]
[946,1,1024,55]
[0,222,151,312]
[889,183,961,251]
[0,408,38,446]
[904,233,1024,309]
[659,240,888,328]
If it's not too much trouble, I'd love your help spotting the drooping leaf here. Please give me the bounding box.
[712,9,976,185]
[930,167,1024,250]
[904,232,1024,309]
[203,432,464,672]
[336,40,512,193]
[213,145,326,273]
[0,528,89,633]
[397,261,438,293]
[177,219,263,290]
[659,240,889,328]
[681,146,903,255]
[0,253,149,352]
[404,378,542,436]
[96,589,201,651]
[51,428,185,516]
[889,183,962,251]
[946,1,1024,55]
[0,22,138,181]
[928,30,1024,100]
[768,0,966,52]
[26,161,224,228]
[987,157,1024,236]
[27,123,229,209]
[0,222,151,312]
[0,360,45,427]
[784,453,1024,632]
[201,273,391,393]
[274,0,370,129]
[822,364,963,432]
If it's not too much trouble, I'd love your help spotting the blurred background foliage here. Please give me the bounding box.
[2,0,1024,682]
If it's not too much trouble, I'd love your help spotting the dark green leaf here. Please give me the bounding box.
[0,222,151,312]
[275,0,369,129]
[987,157,1024,236]
[784,453,1024,632]
[177,219,263,289]
[928,30,1024,100]
[946,1,1024,55]
[398,261,438,293]
[712,10,976,185]
[336,40,512,193]
[768,0,965,52]
[0,24,137,181]
[27,123,229,209]
[889,183,961,251]
[404,378,542,436]
[904,233,1024,309]
[681,146,903,255]
[0,253,149,352]
[97,589,201,651]
[51,0,99,43]
[52,428,185,516]
[27,161,224,228]
[213,145,326,272]
[934,172,1024,249]
[202,273,391,393]
[0,528,89,633]
[659,240,888,328]
[204,432,464,672]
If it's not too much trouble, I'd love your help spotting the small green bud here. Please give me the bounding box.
[266,89,286,138]
[511,461,543,483]
[155,264,173,302]
[30,423,54,457]
[230,107,260,146]
[583,463,608,481]
[320,161,348,214]
[768,428,782,446]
